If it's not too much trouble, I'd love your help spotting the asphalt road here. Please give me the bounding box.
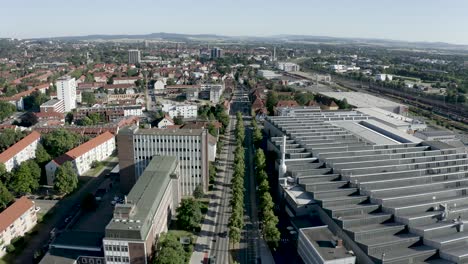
[237,122,261,264]
[210,117,236,264]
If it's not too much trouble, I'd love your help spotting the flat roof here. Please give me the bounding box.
[320,92,404,109]
[51,231,103,250]
[41,99,62,106]
[356,107,419,128]
[134,127,205,136]
[330,121,399,145]
[300,226,353,261]
[105,156,178,240]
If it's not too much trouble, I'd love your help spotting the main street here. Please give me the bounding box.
[191,117,235,264]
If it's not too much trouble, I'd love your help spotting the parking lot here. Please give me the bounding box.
[69,178,122,233]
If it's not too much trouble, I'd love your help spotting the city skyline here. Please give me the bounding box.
[2,0,468,44]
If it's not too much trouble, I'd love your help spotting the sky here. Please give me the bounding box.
[1,0,467,44]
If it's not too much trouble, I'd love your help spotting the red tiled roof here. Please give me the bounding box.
[0,196,34,233]
[0,131,41,163]
[53,131,114,166]
[163,114,174,124]
[276,100,299,108]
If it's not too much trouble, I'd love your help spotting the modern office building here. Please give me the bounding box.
[40,99,65,113]
[56,76,77,112]
[46,132,116,185]
[0,197,37,258]
[128,50,141,64]
[265,111,468,263]
[0,131,41,172]
[103,156,181,264]
[210,47,223,59]
[117,127,214,195]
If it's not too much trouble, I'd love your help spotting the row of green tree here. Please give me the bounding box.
[228,112,246,244]
[252,122,281,249]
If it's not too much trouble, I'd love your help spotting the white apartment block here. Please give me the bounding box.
[257,70,281,80]
[277,62,300,72]
[56,76,77,112]
[162,104,198,119]
[46,132,116,185]
[128,50,141,64]
[0,131,41,172]
[117,127,212,195]
[0,197,37,258]
[113,77,139,85]
[123,106,143,117]
[40,99,65,113]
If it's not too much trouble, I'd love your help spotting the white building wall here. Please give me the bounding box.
[56,77,77,112]
[3,139,39,172]
[45,137,116,185]
[0,205,37,257]
[133,134,205,196]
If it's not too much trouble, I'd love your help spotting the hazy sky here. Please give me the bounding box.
[2,0,467,44]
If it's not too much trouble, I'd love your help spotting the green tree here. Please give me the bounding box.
[81,92,96,106]
[266,91,279,114]
[176,198,202,231]
[85,74,94,83]
[193,184,204,199]
[260,192,274,212]
[263,210,281,248]
[0,181,13,210]
[35,143,51,165]
[207,123,218,137]
[166,78,176,86]
[0,101,16,122]
[173,116,183,125]
[254,149,266,172]
[23,91,49,111]
[42,129,80,157]
[209,162,217,183]
[253,126,263,147]
[9,160,41,194]
[54,161,78,195]
[154,233,186,264]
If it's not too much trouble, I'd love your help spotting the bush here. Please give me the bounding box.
[6,244,15,253]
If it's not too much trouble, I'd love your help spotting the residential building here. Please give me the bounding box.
[0,197,37,258]
[210,47,223,59]
[40,99,65,113]
[276,62,300,72]
[117,127,214,195]
[56,76,77,112]
[74,105,143,122]
[128,50,141,64]
[0,131,41,172]
[157,115,174,129]
[162,104,197,119]
[103,156,181,264]
[46,132,116,185]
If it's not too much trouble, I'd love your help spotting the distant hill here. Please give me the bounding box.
[31,32,468,51]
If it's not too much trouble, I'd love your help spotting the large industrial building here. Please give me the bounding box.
[117,127,215,195]
[265,110,468,263]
